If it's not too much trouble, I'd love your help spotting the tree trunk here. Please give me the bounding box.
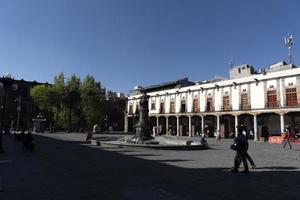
[68,107,72,133]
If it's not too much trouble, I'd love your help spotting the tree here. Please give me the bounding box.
[51,73,65,131]
[80,75,106,130]
[30,84,54,131]
[64,74,81,132]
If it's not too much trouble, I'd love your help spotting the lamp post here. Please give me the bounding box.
[14,96,23,132]
[0,73,18,153]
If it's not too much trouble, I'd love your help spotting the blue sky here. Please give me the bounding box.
[0,0,299,94]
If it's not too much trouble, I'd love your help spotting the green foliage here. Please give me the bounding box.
[80,75,106,129]
[30,85,52,111]
[30,73,107,132]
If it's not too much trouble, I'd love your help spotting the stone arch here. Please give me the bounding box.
[128,117,134,132]
[179,116,189,136]
[257,113,280,137]
[284,111,300,134]
[149,116,157,135]
[203,115,216,137]
[238,114,253,134]
[158,116,166,135]
[168,116,177,136]
[191,115,202,136]
[220,114,235,138]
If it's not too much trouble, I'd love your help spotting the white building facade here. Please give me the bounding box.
[124,62,300,140]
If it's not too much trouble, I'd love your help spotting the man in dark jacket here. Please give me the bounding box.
[232,127,249,173]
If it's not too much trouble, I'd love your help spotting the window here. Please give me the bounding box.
[267,90,277,108]
[151,102,156,110]
[180,100,186,113]
[206,98,213,112]
[170,101,175,113]
[223,96,230,111]
[159,102,165,113]
[192,99,199,112]
[241,94,249,110]
[135,105,140,114]
[129,105,133,115]
[286,88,297,106]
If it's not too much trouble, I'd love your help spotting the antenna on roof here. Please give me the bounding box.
[284,34,294,64]
[229,57,234,68]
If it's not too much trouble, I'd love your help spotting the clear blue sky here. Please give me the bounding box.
[0,0,299,94]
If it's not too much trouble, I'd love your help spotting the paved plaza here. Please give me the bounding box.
[0,133,300,200]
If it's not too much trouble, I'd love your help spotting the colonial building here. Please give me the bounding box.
[124,61,300,140]
[0,78,45,131]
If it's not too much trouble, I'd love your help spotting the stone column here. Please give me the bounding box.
[235,115,238,137]
[279,78,284,107]
[253,114,258,141]
[156,116,159,135]
[176,116,180,136]
[201,115,204,134]
[124,113,128,132]
[188,116,192,137]
[216,115,220,132]
[279,113,285,133]
[166,116,169,135]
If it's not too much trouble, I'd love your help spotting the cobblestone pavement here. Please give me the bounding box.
[0,133,300,200]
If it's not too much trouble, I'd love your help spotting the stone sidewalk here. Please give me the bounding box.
[0,133,300,200]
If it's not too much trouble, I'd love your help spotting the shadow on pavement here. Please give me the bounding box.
[0,134,300,200]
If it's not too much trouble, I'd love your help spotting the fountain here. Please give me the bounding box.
[92,92,208,150]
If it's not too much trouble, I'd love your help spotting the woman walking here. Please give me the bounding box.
[282,128,292,151]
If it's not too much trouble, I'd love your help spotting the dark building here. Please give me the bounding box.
[105,91,126,131]
[0,78,45,131]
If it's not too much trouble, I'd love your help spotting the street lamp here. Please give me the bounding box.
[0,73,18,153]
[14,96,23,132]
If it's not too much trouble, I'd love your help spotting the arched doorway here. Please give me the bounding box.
[220,114,235,138]
[158,116,166,135]
[203,115,216,137]
[168,116,177,135]
[191,116,201,136]
[257,113,280,137]
[128,117,134,132]
[238,114,253,133]
[285,112,300,135]
[149,116,157,135]
[179,116,189,136]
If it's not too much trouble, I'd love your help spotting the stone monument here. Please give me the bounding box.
[134,92,153,143]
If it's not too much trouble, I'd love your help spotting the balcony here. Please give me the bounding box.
[240,104,251,110]
[205,106,214,112]
[159,108,165,114]
[222,105,232,111]
[192,107,199,113]
[180,107,186,113]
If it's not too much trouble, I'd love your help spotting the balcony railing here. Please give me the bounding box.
[222,105,232,111]
[180,107,186,113]
[159,108,165,114]
[205,106,214,112]
[240,104,251,110]
[192,107,199,113]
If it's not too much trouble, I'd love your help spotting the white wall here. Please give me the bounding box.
[250,82,265,109]
[200,90,206,112]
[284,77,296,86]
[266,80,277,89]
[231,85,240,110]
[214,88,222,111]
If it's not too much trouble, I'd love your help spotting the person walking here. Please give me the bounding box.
[282,128,292,151]
[231,131,249,173]
[244,131,256,169]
